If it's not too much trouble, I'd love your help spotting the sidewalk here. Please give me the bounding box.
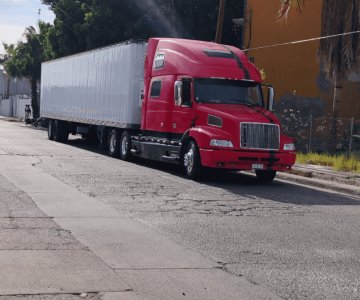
[0,154,281,300]
[278,164,360,196]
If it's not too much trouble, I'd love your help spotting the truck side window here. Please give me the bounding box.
[150,81,162,98]
[182,80,191,106]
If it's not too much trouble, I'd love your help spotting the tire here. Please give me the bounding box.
[53,120,69,143]
[53,120,60,142]
[183,139,202,180]
[108,129,120,158]
[255,170,277,183]
[120,131,132,161]
[60,122,69,143]
[48,119,54,140]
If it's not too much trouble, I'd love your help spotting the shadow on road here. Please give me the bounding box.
[66,137,360,206]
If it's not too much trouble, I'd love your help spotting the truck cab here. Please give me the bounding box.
[132,38,296,181]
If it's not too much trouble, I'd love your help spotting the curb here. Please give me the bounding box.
[277,171,360,196]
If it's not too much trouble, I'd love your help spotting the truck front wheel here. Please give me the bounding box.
[120,131,131,161]
[108,129,120,158]
[255,170,277,183]
[183,140,202,180]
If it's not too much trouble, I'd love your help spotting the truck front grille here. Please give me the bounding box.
[240,123,280,150]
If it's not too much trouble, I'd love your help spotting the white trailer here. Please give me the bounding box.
[41,41,146,129]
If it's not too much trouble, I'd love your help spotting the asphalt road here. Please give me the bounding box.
[1,119,360,299]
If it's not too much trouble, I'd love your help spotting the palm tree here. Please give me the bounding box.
[279,0,360,151]
[319,0,360,150]
[3,24,50,119]
[278,0,304,20]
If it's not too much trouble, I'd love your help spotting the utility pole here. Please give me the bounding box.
[349,117,354,158]
[215,0,226,43]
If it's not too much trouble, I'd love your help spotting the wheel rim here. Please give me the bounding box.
[110,133,117,153]
[121,135,128,156]
[184,143,195,173]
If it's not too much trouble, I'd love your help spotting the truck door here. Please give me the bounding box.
[145,77,173,133]
[171,78,194,135]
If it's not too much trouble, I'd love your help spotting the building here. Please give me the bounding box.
[243,0,360,151]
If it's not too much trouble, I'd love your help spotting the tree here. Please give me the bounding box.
[41,0,244,58]
[3,23,51,119]
[278,0,304,20]
[279,0,360,151]
[319,0,360,150]
[2,0,243,120]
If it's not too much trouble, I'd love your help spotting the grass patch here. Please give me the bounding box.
[297,152,360,173]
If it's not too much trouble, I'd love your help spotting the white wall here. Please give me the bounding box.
[0,69,4,99]
[13,96,32,119]
[0,99,12,117]
[0,95,32,118]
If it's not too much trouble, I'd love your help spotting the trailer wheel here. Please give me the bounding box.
[183,140,202,180]
[48,120,54,140]
[120,131,131,161]
[53,120,69,143]
[255,170,277,183]
[108,129,120,158]
[53,120,60,142]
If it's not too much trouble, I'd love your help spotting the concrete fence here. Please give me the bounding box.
[0,95,32,119]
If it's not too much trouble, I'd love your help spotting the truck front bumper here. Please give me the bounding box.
[199,149,296,171]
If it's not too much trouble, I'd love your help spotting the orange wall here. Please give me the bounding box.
[244,0,360,118]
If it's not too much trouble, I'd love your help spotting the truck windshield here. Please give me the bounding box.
[194,78,263,106]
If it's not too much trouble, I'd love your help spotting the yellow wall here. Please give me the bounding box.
[244,0,360,118]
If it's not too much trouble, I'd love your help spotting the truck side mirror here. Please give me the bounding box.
[262,84,275,111]
[174,81,182,106]
[267,87,274,111]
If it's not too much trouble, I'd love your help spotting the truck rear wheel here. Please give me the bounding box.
[120,131,131,161]
[108,129,120,158]
[183,140,202,180]
[48,120,54,140]
[255,170,277,183]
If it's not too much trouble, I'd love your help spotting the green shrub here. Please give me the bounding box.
[297,153,360,173]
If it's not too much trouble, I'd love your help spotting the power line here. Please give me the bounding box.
[244,30,360,52]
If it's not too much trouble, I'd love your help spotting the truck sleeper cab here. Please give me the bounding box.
[132,38,296,181]
[41,38,296,183]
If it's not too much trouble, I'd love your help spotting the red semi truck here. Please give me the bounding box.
[41,38,296,182]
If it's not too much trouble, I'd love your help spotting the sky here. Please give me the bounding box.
[0,0,54,54]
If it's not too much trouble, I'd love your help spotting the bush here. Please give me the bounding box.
[297,152,360,173]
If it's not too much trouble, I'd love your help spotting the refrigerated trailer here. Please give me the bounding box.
[41,38,296,182]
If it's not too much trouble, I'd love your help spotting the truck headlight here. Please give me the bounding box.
[210,139,234,148]
[283,143,295,151]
